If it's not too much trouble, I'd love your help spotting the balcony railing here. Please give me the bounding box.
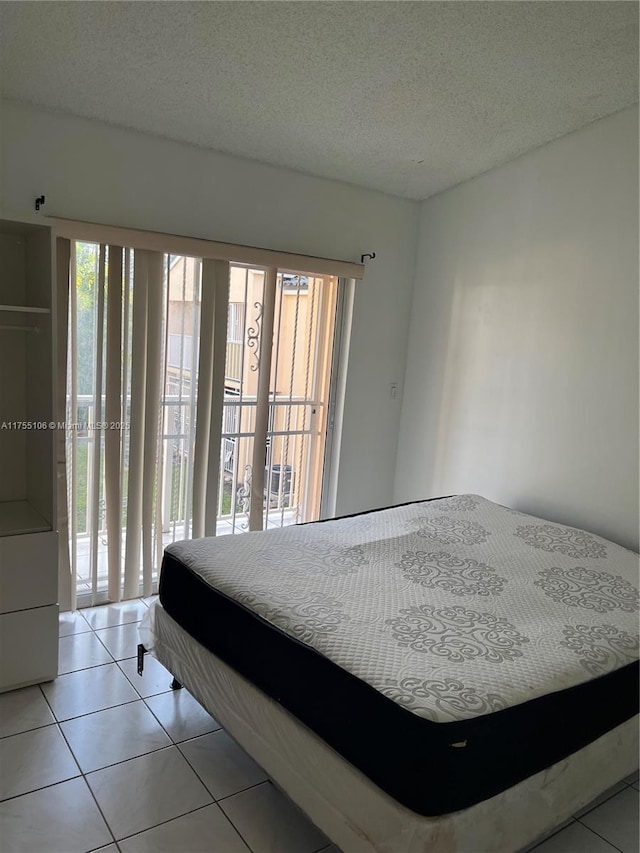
[69,393,312,596]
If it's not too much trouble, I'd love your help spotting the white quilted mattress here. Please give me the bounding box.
[166,495,639,723]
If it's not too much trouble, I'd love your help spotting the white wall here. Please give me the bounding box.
[1,99,418,516]
[395,106,639,551]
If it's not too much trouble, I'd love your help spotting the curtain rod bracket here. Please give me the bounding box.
[360,252,376,263]
[35,195,46,212]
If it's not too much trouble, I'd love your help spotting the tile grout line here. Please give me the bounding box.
[47,659,127,679]
[39,654,143,721]
[116,799,258,853]
[523,819,579,853]
[216,804,257,853]
[216,780,278,853]
[0,739,233,847]
[128,629,269,853]
[216,778,272,805]
[116,668,175,701]
[36,682,119,849]
[83,743,183,779]
[0,772,83,806]
[573,814,626,853]
[574,782,636,819]
[114,802,216,848]
[55,714,120,849]
[41,663,209,850]
[526,778,638,852]
[3,613,236,849]
[57,646,118,677]
[2,684,119,850]
[91,630,120,663]
[5,609,633,853]
[53,696,142,724]
[176,740,271,805]
[58,617,260,851]
[60,734,176,777]
[169,725,265,851]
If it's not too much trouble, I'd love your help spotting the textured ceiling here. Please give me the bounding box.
[1,1,637,200]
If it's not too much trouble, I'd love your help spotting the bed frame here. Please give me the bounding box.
[139,604,639,853]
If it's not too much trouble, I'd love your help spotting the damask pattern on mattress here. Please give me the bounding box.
[159,495,639,815]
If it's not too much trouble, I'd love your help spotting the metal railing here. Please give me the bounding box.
[69,393,315,538]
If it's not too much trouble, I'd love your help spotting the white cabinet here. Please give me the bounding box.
[0,218,58,691]
[0,606,58,690]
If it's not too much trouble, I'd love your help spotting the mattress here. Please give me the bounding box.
[140,602,639,853]
[159,494,639,816]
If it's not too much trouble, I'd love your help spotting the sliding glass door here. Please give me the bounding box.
[66,243,339,604]
[218,266,338,533]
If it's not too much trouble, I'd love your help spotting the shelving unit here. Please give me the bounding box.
[0,501,51,537]
[0,305,48,334]
[0,305,51,313]
[0,218,58,691]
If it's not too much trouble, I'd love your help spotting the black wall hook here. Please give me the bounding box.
[35,195,46,212]
[360,252,376,263]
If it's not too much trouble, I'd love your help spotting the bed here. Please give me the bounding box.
[139,494,639,852]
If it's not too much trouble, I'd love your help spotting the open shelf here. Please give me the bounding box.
[0,305,50,314]
[0,217,57,690]
[0,501,52,537]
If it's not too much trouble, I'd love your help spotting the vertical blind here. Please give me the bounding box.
[55,221,363,610]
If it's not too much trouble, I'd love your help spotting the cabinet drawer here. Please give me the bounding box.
[0,531,58,614]
[0,604,58,691]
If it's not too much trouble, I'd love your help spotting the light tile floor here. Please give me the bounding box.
[0,599,637,853]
